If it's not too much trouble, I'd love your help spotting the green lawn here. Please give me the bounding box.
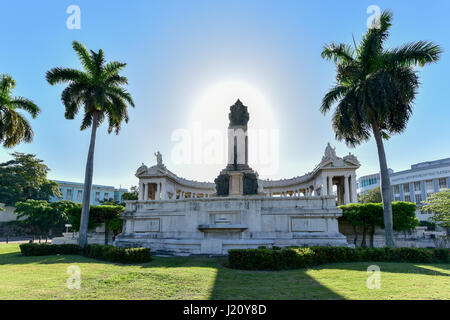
[0,243,448,300]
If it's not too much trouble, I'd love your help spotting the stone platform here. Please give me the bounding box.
[114,195,348,255]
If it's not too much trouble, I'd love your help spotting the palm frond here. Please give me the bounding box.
[10,96,40,118]
[321,43,355,63]
[321,85,349,114]
[72,41,96,74]
[358,9,393,71]
[381,41,442,68]
[46,67,88,85]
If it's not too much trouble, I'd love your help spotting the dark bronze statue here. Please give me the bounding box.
[229,99,249,127]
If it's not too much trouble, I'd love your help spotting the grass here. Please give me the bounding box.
[0,243,448,300]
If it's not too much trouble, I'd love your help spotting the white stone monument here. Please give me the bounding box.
[115,100,360,255]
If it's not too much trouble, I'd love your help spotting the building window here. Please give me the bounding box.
[95,192,100,202]
[394,195,401,201]
[438,178,447,190]
[104,193,109,201]
[425,180,433,191]
[403,183,410,193]
[66,189,72,200]
[404,194,411,202]
[77,190,82,201]
[415,194,422,203]
[414,181,421,192]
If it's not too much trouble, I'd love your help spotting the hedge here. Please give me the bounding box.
[228,246,449,270]
[19,243,152,264]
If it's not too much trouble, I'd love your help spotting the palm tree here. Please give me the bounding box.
[320,10,441,247]
[46,41,135,247]
[0,74,40,148]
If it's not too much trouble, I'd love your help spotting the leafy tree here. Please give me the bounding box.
[358,187,382,203]
[122,185,138,201]
[0,152,61,206]
[392,201,419,232]
[14,200,77,240]
[321,10,441,247]
[46,41,134,247]
[66,204,125,244]
[0,74,40,148]
[338,203,362,246]
[340,203,383,247]
[418,220,436,231]
[340,201,418,247]
[101,198,122,206]
[421,189,450,235]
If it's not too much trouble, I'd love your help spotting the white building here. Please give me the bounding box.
[50,180,128,205]
[357,158,450,221]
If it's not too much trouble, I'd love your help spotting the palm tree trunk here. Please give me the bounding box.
[371,122,396,247]
[78,112,99,248]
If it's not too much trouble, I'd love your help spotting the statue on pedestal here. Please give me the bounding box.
[155,151,163,167]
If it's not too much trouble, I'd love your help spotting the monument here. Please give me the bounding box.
[114,100,360,255]
[215,99,259,196]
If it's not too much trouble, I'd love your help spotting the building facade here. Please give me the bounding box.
[135,142,359,205]
[356,158,450,221]
[50,180,128,205]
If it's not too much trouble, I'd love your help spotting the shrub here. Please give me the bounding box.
[19,243,151,263]
[228,246,449,270]
[19,243,81,256]
[419,220,437,231]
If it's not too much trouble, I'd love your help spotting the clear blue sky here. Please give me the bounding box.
[1,0,449,189]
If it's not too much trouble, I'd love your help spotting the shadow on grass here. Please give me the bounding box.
[0,245,448,300]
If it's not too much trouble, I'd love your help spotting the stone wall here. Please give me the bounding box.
[115,196,348,255]
[339,221,448,248]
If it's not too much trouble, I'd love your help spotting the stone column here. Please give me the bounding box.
[327,176,332,195]
[350,174,357,203]
[322,175,328,196]
[161,182,167,200]
[143,183,148,201]
[344,175,350,204]
[156,183,160,200]
[139,182,144,200]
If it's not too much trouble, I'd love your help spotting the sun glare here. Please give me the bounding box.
[188,80,278,132]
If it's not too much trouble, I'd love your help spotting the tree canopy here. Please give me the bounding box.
[122,185,138,201]
[0,74,40,148]
[421,189,450,230]
[320,10,442,147]
[358,186,382,203]
[0,152,60,206]
[340,201,418,247]
[66,204,125,235]
[14,200,77,238]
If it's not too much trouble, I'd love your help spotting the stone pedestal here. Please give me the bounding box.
[229,172,243,196]
[115,196,349,255]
